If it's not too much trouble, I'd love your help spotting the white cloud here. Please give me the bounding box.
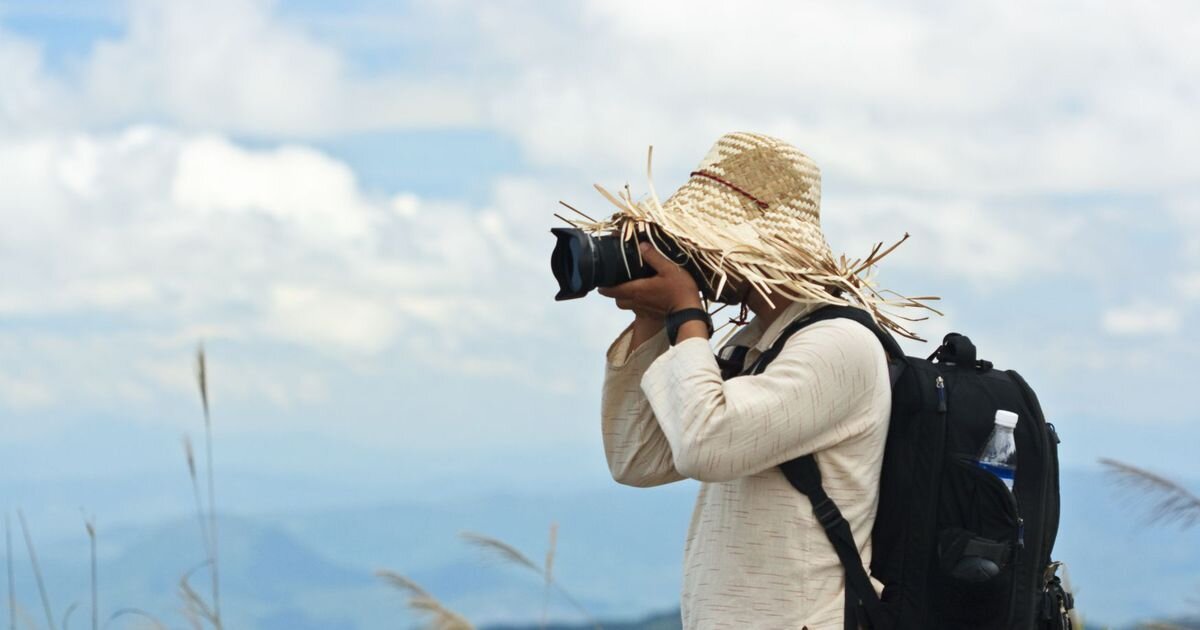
[3,0,1199,445]
[1175,273,1200,301]
[441,0,1200,196]
[0,25,70,135]
[1168,194,1200,261]
[79,0,479,136]
[822,193,1085,286]
[0,120,593,413]
[0,372,54,409]
[171,135,375,242]
[266,284,396,354]
[1102,302,1182,336]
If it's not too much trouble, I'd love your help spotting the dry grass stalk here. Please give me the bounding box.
[542,523,557,630]
[180,436,218,629]
[460,532,539,573]
[459,530,600,630]
[544,523,557,587]
[375,570,474,630]
[16,511,54,630]
[194,346,222,629]
[6,514,15,630]
[106,608,169,630]
[179,565,219,629]
[62,601,79,629]
[1100,458,1200,529]
[14,604,37,630]
[85,517,97,630]
[181,601,204,630]
[182,438,212,563]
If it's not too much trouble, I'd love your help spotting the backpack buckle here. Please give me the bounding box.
[928,332,978,368]
[812,496,845,530]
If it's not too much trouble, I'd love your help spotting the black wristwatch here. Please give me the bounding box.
[665,307,713,345]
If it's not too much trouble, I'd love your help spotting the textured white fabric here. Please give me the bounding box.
[601,300,891,629]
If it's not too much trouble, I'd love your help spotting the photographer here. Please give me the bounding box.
[585,133,934,629]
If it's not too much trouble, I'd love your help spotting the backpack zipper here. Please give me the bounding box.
[935,376,947,413]
[992,463,1024,623]
[1008,369,1060,627]
[1011,512,1024,623]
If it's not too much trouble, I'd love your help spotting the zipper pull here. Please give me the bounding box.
[1047,422,1062,444]
[1017,516,1025,549]
[935,376,947,413]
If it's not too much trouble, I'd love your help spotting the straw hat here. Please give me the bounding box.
[565,131,940,341]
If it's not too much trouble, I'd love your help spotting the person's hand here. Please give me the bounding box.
[598,242,704,317]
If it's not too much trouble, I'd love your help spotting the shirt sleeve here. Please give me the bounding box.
[600,323,686,487]
[640,318,885,483]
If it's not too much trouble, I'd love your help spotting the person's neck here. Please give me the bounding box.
[746,290,789,330]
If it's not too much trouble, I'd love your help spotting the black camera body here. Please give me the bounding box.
[550,226,739,303]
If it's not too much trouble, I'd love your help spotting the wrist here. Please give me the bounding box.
[674,319,710,344]
[665,307,712,345]
[668,294,703,314]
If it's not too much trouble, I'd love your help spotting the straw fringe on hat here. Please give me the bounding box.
[561,132,941,341]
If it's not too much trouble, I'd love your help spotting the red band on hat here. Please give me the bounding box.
[690,171,770,210]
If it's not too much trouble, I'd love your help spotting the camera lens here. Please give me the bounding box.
[551,225,728,302]
[551,228,597,300]
[567,237,583,292]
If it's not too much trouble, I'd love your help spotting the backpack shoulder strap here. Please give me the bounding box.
[780,456,886,629]
[752,304,898,630]
[750,304,907,385]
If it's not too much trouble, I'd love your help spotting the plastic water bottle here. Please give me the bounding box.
[977,410,1019,493]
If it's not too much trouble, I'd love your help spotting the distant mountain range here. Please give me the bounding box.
[483,613,1200,630]
[2,468,1197,629]
[484,610,683,630]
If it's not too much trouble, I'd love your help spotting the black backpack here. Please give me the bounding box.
[727,305,1074,630]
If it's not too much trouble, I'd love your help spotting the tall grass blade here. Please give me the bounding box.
[105,608,168,630]
[194,345,221,629]
[181,602,204,630]
[179,565,217,628]
[542,523,557,630]
[14,603,37,630]
[459,532,539,573]
[61,601,78,630]
[459,530,600,630]
[375,570,474,630]
[85,518,97,630]
[1100,457,1200,529]
[16,511,54,630]
[6,514,15,630]
[182,437,212,560]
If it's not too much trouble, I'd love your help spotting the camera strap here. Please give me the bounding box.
[716,345,751,380]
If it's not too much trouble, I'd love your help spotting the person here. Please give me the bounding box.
[587,132,936,629]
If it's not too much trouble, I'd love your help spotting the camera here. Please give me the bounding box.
[550,226,739,303]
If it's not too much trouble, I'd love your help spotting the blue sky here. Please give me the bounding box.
[1,0,1198,540]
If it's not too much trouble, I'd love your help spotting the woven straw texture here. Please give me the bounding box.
[566,131,940,341]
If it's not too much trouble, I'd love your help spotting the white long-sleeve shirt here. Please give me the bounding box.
[601,299,891,629]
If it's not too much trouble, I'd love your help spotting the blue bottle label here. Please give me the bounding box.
[977,461,1015,492]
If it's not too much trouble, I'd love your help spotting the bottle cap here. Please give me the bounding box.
[995,410,1019,429]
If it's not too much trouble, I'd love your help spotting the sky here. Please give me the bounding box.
[1,0,1198,532]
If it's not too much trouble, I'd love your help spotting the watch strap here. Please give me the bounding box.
[666,307,713,345]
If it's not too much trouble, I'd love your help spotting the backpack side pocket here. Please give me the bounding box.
[931,457,1021,628]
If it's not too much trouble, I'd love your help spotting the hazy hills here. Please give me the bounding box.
[2,468,1197,629]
